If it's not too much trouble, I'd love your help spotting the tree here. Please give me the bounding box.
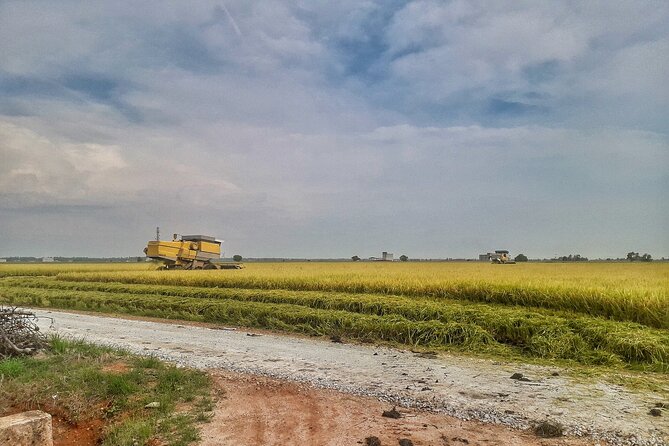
[399,255,408,261]
[514,253,528,262]
[556,254,588,262]
[351,255,361,261]
[627,252,652,262]
[232,255,243,262]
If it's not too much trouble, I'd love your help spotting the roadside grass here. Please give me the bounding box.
[1,285,667,372]
[0,336,211,446]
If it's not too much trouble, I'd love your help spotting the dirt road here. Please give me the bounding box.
[34,309,667,446]
[201,370,591,446]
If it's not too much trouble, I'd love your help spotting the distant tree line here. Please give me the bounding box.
[627,252,652,262]
[1,256,143,263]
[555,254,588,262]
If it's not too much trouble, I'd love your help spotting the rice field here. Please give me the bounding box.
[1,262,667,371]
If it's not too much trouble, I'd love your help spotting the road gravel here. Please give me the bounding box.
[33,309,667,446]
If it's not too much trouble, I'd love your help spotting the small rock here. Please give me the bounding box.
[510,373,531,382]
[366,436,382,446]
[649,408,662,417]
[144,401,160,409]
[382,407,402,419]
[534,421,564,438]
[399,439,414,446]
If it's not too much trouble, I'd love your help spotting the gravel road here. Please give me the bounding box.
[34,309,667,446]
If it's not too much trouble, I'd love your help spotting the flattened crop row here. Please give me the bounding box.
[52,271,669,329]
[1,284,667,370]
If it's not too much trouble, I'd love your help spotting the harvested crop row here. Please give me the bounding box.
[6,277,590,320]
[53,270,669,329]
[1,285,667,370]
[8,277,669,366]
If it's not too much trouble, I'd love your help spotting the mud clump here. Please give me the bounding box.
[534,421,564,438]
[382,407,402,419]
[366,436,382,446]
[330,334,343,343]
[648,408,662,417]
[510,373,531,382]
[399,439,414,446]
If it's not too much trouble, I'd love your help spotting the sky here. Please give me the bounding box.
[0,1,667,259]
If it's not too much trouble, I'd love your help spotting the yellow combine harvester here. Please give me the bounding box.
[144,233,243,270]
[491,250,516,264]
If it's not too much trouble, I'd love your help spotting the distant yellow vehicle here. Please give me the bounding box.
[144,233,242,270]
[491,250,516,264]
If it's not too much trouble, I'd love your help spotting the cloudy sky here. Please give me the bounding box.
[1,1,667,259]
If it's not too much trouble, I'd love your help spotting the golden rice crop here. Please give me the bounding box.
[0,263,151,278]
[1,261,667,371]
[51,262,669,328]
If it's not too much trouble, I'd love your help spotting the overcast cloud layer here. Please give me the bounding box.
[1,1,667,258]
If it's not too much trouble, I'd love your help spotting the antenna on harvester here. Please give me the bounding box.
[156,226,160,241]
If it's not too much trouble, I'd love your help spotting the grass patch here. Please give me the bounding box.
[0,336,211,446]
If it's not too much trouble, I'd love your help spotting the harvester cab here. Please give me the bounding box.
[144,233,243,270]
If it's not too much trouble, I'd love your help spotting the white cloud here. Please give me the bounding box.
[0,1,667,257]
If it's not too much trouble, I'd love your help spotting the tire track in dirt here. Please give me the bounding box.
[200,371,595,446]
